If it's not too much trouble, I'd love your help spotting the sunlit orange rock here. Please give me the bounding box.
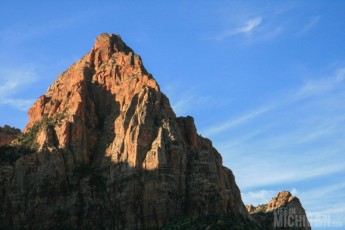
[246,191,311,230]
[1,34,252,229]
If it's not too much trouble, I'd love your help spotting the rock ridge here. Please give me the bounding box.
[246,191,311,230]
[0,33,253,229]
[0,125,20,146]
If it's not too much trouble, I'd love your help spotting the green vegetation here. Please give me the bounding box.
[17,121,40,151]
[252,204,268,214]
[17,113,66,150]
[0,125,20,135]
[1,113,67,164]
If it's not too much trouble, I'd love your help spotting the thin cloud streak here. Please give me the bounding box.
[204,67,345,138]
[301,182,345,204]
[295,183,345,227]
[211,4,291,43]
[0,98,34,111]
[0,68,38,95]
[226,134,345,189]
[216,17,262,41]
[210,67,345,201]
[218,122,335,153]
[234,17,262,34]
[291,68,345,101]
[172,95,209,116]
[236,161,345,190]
[0,67,38,111]
[202,106,271,137]
[242,189,276,206]
[296,16,321,36]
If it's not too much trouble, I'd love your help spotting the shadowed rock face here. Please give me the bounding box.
[0,125,20,146]
[0,33,251,229]
[246,191,311,230]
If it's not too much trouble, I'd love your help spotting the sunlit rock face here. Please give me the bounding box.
[246,191,311,230]
[0,33,251,229]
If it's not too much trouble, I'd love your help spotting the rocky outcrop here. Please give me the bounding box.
[0,125,20,146]
[0,33,254,229]
[246,191,311,230]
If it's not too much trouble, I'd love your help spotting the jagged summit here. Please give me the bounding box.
[94,33,132,57]
[0,34,311,229]
[0,33,256,229]
[25,33,159,131]
[246,191,311,229]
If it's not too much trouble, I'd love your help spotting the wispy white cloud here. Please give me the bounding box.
[234,17,263,34]
[295,183,345,227]
[216,17,262,41]
[205,67,345,139]
[291,68,345,100]
[0,98,34,111]
[211,67,345,227]
[296,16,321,36]
[162,82,229,117]
[301,182,345,206]
[242,189,276,206]
[204,67,345,200]
[0,71,37,95]
[235,161,345,190]
[212,4,323,44]
[245,26,284,44]
[225,129,345,189]
[237,114,345,153]
[211,2,293,43]
[0,67,38,111]
[172,95,209,116]
[202,106,271,136]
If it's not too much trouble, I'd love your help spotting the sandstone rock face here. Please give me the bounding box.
[0,34,251,229]
[246,191,311,230]
[0,125,20,146]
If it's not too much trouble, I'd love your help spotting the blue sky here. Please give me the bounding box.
[0,1,344,228]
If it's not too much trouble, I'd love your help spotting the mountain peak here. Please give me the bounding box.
[94,33,122,47]
[246,191,311,229]
[93,33,133,62]
[1,33,300,229]
[25,33,161,133]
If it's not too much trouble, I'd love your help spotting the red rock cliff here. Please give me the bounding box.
[1,33,251,229]
[0,125,20,146]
